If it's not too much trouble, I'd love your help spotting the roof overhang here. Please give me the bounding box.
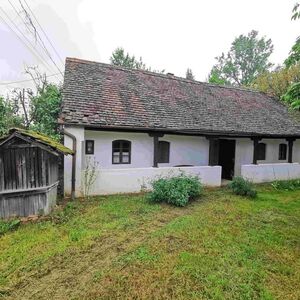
[62,123,300,139]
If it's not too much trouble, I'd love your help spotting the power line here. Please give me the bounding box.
[21,0,81,81]
[15,0,64,76]
[8,0,51,60]
[8,0,45,50]
[0,11,51,74]
[0,73,61,86]
[8,0,64,76]
[0,5,64,81]
[0,5,59,77]
[23,0,65,66]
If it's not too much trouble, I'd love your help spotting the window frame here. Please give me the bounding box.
[257,142,266,160]
[85,140,94,155]
[158,141,170,163]
[112,140,131,164]
[278,143,287,160]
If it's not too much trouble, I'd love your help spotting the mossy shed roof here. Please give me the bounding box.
[0,128,73,155]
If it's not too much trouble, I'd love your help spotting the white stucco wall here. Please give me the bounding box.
[65,129,211,196]
[234,139,253,176]
[64,127,300,196]
[257,139,289,164]
[88,166,222,195]
[84,130,209,168]
[235,138,291,176]
[157,135,209,167]
[241,163,300,183]
[293,140,300,163]
[84,131,153,168]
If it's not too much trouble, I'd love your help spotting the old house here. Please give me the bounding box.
[61,58,300,196]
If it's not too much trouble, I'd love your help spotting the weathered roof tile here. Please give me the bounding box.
[61,57,300,136]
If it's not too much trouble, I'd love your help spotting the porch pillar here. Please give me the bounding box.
[153,135,159,167]
[251,137,261,165]
[149,132,164,168]
[206,137,219,166]
[287,138,295,163]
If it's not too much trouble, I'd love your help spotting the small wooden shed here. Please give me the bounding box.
[0,128,73,218]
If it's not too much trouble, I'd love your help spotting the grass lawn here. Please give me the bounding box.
[0,185,299,299]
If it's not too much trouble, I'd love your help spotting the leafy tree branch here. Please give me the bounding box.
[110,47,164,73]
[208,30,274,86]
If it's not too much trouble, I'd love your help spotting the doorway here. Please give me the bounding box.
[218,139,236,180]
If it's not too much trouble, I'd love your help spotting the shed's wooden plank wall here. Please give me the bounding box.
[0,184,58,218]
[0,137,59,218]
[0,145,58,192]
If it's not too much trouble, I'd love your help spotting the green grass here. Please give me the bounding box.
[0,186,299,299]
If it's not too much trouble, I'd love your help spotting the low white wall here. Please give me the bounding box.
[87,166,222,195]
[234,138,290,177]
[241,163,300,183]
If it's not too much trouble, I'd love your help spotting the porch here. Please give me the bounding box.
[63,127,300,196]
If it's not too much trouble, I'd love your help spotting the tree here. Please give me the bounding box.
[285,38,300,68]
[207,68,229,85]
[110,47,164,73]
[252,63,300,98]
[285,3,300,68]
[29,83,62,139]
[208,30,274,86]
[186,68,195,80]
[0,96,23,136]
[280,2,300,110]
[8,66,62,139]
[110,47,141,69]
[282,82,300,109]
[292,2,300,20]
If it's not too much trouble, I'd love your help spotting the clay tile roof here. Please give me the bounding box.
[61,57,300,137]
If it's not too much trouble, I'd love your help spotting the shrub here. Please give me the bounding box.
[228,177,257,198]
[0,219,20,236]
[148,174,203,207]
[272,179,300,191]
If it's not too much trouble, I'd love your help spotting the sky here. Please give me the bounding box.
[0,0,299,92]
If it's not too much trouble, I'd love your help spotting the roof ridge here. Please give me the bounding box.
[65,57,262,95]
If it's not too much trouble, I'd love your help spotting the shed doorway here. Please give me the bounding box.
[218,139,236,180]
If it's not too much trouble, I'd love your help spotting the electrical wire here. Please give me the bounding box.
[23,0,65,66]
[0,73,61,86]
[14,0,65,76]
[8,0,65,76]
[0,6,59,77]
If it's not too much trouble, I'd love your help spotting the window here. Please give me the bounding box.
[257,143,266,160]
[112,140,131,164]
[85,140,94,155]
[279,143,287,160]
[158,141,170,163]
